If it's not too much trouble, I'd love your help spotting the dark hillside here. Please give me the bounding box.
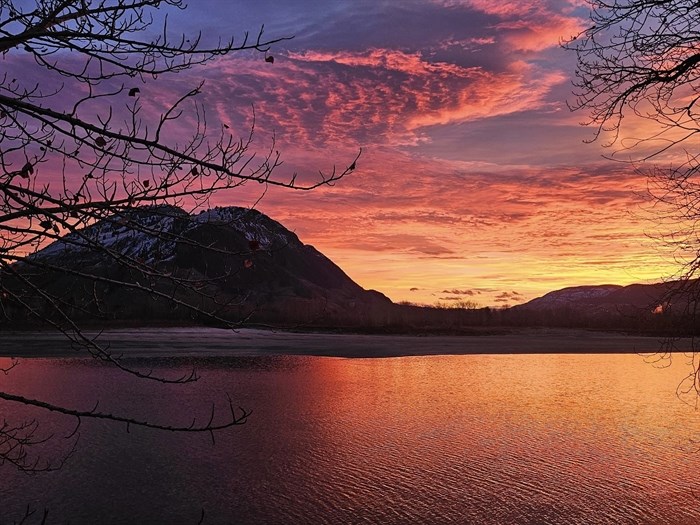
[2,206,391,328]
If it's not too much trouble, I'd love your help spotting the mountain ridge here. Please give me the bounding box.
[9,205,392,327]
[4,205,697,334]
[517,283,663,311]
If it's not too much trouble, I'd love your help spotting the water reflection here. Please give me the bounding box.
[2,353,700,524]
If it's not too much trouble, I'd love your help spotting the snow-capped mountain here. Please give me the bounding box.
[18,205,391,326]
[31,205,299,266]
[507,280,699,333]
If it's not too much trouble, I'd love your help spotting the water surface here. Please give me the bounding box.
[2,350,700,524]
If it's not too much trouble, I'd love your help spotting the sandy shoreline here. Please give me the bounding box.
[0,327,690,359]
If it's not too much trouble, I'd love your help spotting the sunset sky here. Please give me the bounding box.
[22,0,686,306]
[159,0,685,307]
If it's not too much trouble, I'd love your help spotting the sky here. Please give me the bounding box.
[16,0,687,306]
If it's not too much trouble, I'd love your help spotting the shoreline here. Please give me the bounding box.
[0,326,690,359]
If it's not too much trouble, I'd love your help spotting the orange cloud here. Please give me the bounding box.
[211,148,674,306]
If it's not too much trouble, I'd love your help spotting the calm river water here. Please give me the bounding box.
[2,350,700,524]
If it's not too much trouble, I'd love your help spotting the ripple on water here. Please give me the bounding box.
[3,352,700,524]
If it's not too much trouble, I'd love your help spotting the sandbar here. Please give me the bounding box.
[0,327,690,359]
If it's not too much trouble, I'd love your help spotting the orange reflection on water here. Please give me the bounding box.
[3,352,700,523]
[298,353,700,523]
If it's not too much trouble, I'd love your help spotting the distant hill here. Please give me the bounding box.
[5,205,392,327]
[516,283,675,313]
[510,281,698,333]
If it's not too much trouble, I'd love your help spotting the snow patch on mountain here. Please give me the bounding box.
[30,205,297,265]
[32,210,179,264]
[520,285,623,310]
[194,207,298,249]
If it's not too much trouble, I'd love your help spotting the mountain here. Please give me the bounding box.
[519,285,624,310]
[8,205,392,327]
[509,280,699,334]
[517,282,678,313]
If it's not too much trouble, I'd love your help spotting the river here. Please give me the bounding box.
[1,333,700,524]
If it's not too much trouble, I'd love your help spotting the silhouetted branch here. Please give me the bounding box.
[564,1,700,154]
[566,1,700,397]
[0,0,359,476]
[0,391,249,433]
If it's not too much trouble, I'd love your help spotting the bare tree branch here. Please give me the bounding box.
[564,1,700,153]
[0,0,360,474]
[565,0,700,396]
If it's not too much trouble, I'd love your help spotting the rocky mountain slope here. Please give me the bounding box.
[10,205,391,327]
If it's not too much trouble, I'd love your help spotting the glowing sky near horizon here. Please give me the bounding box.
[164,0,686,306]
[19,0,687,306]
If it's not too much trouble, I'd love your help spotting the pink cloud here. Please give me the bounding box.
[434,0,585,51]
[405,60,566,129]
[495,17,584,52]
[202,48,568,154]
